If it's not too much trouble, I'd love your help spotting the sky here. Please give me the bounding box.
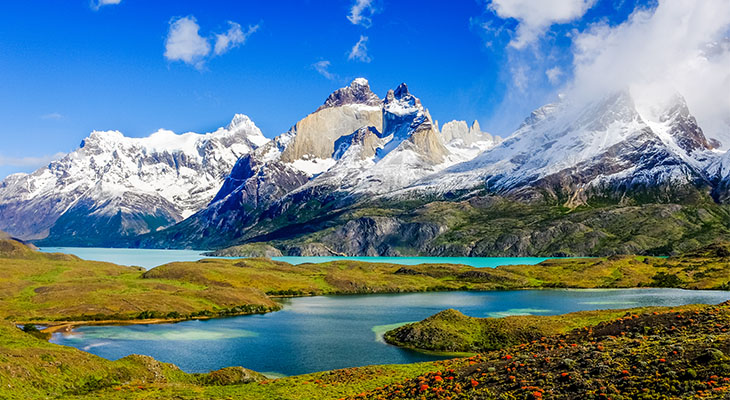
[1,0,729,180]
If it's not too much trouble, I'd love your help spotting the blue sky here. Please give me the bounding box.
[0,0,667,179]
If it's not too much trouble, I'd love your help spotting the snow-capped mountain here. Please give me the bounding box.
[294,83,501,195]
[0,114,267,243]
[135,79,501,248]
[5,77,721,254]
[405,90,717,205]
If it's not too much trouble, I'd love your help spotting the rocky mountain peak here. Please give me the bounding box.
[658,95,714,154]
[227,113,255,131]
[222,114,269,148]
[384,83,423,113]
[79,130,124,150]
[393,83,410,98]
[317,78,381,112]
[631,90,715,155]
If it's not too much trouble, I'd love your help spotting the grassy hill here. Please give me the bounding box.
[1,239,730,398]
[362,302,730,399]
[383,305,705,353]
[2,238,730,326]
[0,239,278,324]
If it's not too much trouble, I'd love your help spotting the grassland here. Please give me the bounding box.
[0,239,279,325]
[2,237,730,398]
[3,237,730,328]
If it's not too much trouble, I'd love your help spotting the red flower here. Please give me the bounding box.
[420,384,429,392]
[471,379,479,387]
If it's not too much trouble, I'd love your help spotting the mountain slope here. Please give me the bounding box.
[406,90,716,205]
[135,80,502,249]
[0,114,267,244]
[233,90,730,257]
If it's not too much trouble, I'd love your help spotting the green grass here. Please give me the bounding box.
[2,238,730,398]
[3,237,730,326]
[0,240,279,324]
[383,305,706,353]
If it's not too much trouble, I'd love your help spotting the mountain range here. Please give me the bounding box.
[2,78,730,256]
[0,115,267,245]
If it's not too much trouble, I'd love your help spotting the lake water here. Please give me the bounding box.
[39,247,208,269]
[38,247,555,269]
[51,289,730,376]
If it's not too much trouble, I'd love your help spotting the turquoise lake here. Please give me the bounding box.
[51,289,730,376]
[38,247,555,269]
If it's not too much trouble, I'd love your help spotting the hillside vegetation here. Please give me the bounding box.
[383,305,705,353]
[1,239,730,398]
[0,239,278,324]
[361,302,730,399]
[3,238,730,326]
[235,194,730,257]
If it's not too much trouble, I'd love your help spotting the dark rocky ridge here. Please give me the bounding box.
[316,78,381,111]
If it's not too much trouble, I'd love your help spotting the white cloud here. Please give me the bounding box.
[313,60,335,80]
[488,0,596,49]
[164,16,211,69]
[348,0,376,27]
[90,0,121,11]
[164,17,258,69]
[348,35,371,63]
[567,0,730,146]
[0,153,65,168]
[214,22,259,56]
[545,66,563,84]
[41,112,63,120]
[511,65,529,92]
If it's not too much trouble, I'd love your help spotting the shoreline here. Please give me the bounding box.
[36,286,730,336]
[40,318,189,334]
[36,310,275,334]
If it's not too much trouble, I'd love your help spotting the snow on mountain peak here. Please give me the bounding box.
[352,77,369,87]
[402,89,718,200]
[0,114,268,241]
[227,113,256,132]
[384,83,423,116]
[317,78,381,111]
[224,113,269,147]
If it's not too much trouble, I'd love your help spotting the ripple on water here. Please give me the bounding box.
[61,327,258,342]
[486,308,553,318]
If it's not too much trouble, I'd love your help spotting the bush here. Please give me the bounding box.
[650,272,683,288]
[20,324,50,340]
